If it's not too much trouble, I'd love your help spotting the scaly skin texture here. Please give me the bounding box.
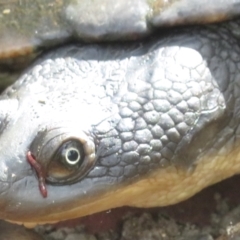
[0,20,240,225]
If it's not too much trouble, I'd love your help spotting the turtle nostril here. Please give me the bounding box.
[0,116,8,135]
[0,99,18,135]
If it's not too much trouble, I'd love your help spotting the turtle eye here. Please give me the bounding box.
[65,148,81,165]
[28,127,96,186]
[57,141,84,168]
[47,140,89,183]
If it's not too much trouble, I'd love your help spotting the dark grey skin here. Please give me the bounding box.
[0,19,240,224]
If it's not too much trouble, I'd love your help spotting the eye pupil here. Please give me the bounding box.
[65,148,80,165]
[68,150,78,161]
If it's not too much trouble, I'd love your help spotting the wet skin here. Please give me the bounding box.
[1,20,240,226]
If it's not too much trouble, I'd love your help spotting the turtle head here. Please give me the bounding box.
[0,31,237,226]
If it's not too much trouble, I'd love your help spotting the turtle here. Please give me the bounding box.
[2,0,240,239]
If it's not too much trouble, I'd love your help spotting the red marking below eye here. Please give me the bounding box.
[27,151,47,198]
